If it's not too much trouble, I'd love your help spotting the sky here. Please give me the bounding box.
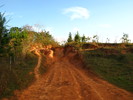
[1,0,133,43]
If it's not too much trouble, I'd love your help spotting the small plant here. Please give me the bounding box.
[90,35,99,44]
[121,33,131,44]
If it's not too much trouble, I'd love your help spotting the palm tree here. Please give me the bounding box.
[0,12,7,45]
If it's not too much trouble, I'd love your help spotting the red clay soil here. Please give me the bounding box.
[10,49,133,100]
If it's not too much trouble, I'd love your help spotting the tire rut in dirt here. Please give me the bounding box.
[58,61,82,100]
[67,62,103,100]
[70,63,133,100]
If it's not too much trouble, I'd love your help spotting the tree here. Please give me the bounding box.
[67,32,73,42]
[10,27,22,33]
[81,34,86,42]
[92,35,99,43]
[0,12,8,45]
[74,31,81,43]
[121,33,130,43]
[9,27,28,47]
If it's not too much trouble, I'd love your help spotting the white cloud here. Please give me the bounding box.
[63,7,90,20]
[99,24,112,28]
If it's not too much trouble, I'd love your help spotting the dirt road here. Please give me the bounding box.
[16,49,133,100]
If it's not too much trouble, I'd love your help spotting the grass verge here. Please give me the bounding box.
[0,53,37,99]
[82,48,133,92]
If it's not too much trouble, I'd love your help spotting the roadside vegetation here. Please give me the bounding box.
[0,53,37,98]
[82,48,133,92]
[0,12,58,99]
[66,31,133,92]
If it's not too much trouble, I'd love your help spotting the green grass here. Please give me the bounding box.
[82,48,133,92]
[0,53,38,99]
[38,56,48,75]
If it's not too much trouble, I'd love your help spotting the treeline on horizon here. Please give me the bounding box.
[66,32,131,44]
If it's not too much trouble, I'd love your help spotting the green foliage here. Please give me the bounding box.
[67,32,73,43]
[0,13,6,45]
[7,26,58,57]
[1,33,10,45]
[82,49,133,92]
[0,12,9,50]
[81,34,86,42]
[0,53,37,99]
[0,20,58,98]
[74,31,81,43]
[7,27,28,59]
[9,27,27,39]
[121,33,131,43]
[92,35,99,43]
[34,31,57,46]
[65,41,83,51]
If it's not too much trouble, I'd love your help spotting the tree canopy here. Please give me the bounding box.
[67,32,73,43]
[74,31,81,43]
[0,12,8,45]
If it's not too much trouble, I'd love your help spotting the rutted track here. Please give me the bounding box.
[16,49,133,100]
